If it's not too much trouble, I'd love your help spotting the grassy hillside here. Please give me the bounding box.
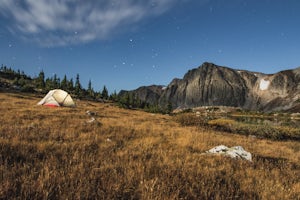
[0,92,299,199]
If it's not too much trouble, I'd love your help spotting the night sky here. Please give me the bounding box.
[1,0,300,92]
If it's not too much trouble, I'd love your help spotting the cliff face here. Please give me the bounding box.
[119,85,164,105]
[119,63,300,112]
[160,63,248,108]
[247,68,300,111]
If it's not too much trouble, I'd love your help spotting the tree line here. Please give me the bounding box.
[1,64,172,113]
[0,65,116,101]
[117,92,173,114]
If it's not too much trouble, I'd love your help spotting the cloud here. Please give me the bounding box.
[0,0,179,47]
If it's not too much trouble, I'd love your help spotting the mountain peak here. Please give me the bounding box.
[119,63,300,112]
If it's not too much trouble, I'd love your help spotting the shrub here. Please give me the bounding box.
[207,118,300,141]
[174,113,208,127]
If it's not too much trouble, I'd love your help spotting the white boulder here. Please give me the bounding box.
[207,145,252,161]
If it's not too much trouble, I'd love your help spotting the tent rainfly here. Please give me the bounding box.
[37,89,75,107]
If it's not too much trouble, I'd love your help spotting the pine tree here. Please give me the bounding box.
[109,90,118,101]
[87,79,94,98]
[95,91,102,100]
[88,79,91,91]
[125,93,130,107]
[75,74,82,96]
[61,75,68,90]
[45,77,54,90]
[36,70,45,89]
[166,102,173,114]
[53,74,60,88]
[68,78,74,92]
[135,95,142,108]
[101,85,109,100]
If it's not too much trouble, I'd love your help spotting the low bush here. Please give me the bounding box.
[207,118,300,141]
[174,113,208,127]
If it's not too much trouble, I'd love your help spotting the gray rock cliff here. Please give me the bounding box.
[119,62,300,112]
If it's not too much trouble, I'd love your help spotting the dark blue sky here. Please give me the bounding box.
[1,0,299,92]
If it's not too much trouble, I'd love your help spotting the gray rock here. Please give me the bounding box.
[207,145,252,161]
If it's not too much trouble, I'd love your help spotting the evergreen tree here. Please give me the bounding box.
[88,79,92,91]
[95,91,102,100]
[166,102,173,114]
[101,85,109,100]
[125,92,131,107]
[53,74,60,88]
[109,90,118,101]
[87,79,95,98]
[75,74,82,96]
[45,77,54,90]
[36,70,45,89]
[128,92,135,108]
[17,77,24,86]
[135,95,142,108]
[61,75,68,90]
[67,78,74,92]
[117,92,130,108]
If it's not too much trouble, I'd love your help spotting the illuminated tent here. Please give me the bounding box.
[37,89,75,107]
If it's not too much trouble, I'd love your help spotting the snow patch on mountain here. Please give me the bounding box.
[259,79,270,90]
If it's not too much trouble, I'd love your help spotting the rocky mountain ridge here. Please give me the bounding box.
[119,62,300,112]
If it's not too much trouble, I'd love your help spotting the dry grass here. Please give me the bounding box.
[0,92,299,199]
[175,113,300,141]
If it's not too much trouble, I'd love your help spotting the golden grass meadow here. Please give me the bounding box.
[0,92,299,199]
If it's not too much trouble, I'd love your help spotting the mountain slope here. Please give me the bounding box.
[118,85,165,105]
[160,63,248,108]
[119,62,300,112]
